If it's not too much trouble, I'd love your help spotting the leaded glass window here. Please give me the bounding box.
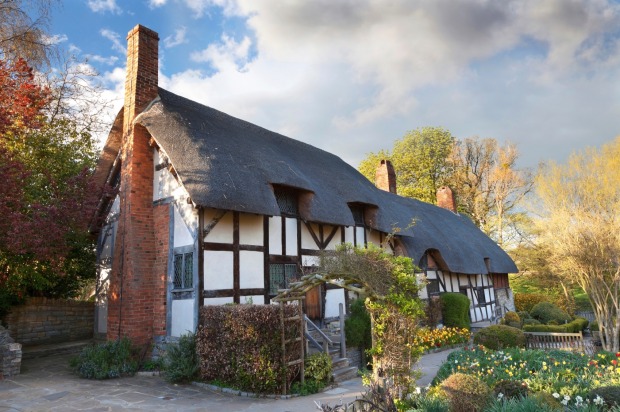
[274,187,299,217]
[173,249,193,289]
[350,205,365,226]
[269,263,297,295]
[426,279,440,296]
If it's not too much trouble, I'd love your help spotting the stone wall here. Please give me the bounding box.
[495,288,516,313]
[0,325,21,378]
[346,347,363,370]
[3,297,94,346]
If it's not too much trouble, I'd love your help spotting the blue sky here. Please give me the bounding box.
[48,0,620,170]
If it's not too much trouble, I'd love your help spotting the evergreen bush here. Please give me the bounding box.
[304,352,332,384]
[473,325,526,350]
[440,293,470,329]
[501,311,521,326]
[530,301,571,324]
[70,338,138,379]
[344,298,371,350]
[162,332,199,383]
[492,379,528,400]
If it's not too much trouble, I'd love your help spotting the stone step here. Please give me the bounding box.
[332,366,359,383]
[331,357,350,369]
[22,339,93,360]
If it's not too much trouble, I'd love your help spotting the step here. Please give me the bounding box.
[332,366,359,383]
[22,339,94,360]
[331,357,350,369]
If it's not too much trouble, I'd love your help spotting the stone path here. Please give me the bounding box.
[0,349,457,411]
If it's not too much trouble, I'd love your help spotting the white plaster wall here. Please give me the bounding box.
[269,217,282,255]
[174,206,193,248]
[417,273,428,300]
[241,296,265,304]
[204,297,234,305]
[325,289,346,318]
[239,213,263,246]
[355,227,365,246]
[171,300,195,336]
[204,251,234,289]
[344,227,354,244]
[204,209,233,243]
[301,223,317,250]
[367,230,382,247]
[239,251,264,288]
[96,267,110,334]
[153,149,184,201]
[285,218,298,256]
[323,225,340,250]
[302,255,320,267]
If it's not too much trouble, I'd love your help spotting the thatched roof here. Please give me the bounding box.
[102,87,517,275]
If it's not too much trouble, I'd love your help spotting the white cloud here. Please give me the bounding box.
[87,54,119,66]
[164,27,188,48]
[100,29,127,55]
[149,0,167,7]
[42,33,68,45]
[190,34,251,71]
[87,0,122,14]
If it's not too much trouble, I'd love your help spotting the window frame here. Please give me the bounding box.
[172,245,194,291]
[268,262,299,296]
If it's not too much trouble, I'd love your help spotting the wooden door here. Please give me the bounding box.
[305,285,322,320]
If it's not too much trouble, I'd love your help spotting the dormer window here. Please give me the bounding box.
[274,186,299,217]
[349,204,365,226]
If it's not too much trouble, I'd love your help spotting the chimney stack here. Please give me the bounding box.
[375,159,397,194]
[437,186,457,213]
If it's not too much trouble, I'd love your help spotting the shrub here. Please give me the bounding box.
[492,380,528,400]
[523,317,589,333]
[501,311,521,325]
[424,295,444,327]
[530,302,571,324]
[514,293,549,313]
[304,352,332,384]
[518,311,531,320]
[473,325,526,350]
[162,332,199,383]
[529,392,561,410]
[440,372,491,412]
[485,395,557,412]
[591,321,599,331]
[522,318,541,326]
[345,298,371,350]
[586,386,620,407]
[440,293,470,329]
[70,338,138,379]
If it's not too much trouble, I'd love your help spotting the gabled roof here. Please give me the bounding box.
[113,87,517,274]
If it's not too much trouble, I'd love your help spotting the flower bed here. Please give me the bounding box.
[433,345,620,406]
[414,327,471,352]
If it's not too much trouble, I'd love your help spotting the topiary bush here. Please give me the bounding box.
[473,325,526,350]
[162,332,199,383]
[514,293,549,313]
[440,293,470,329]
[440,372,491,412]
[70,338,138,379]
[517,311,531,320]
[586,386,620,408]
[522,318,540,326]
[501,311,521,326]
[523,316,589,333]
[530,301,571,324]
[492,379,528,400]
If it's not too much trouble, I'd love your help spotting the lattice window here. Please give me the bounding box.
[274,187,299,217]
[173,249,193,289]
[350,205,365,226]
[426,279,440,296]
[269,263,298,295]
[476,287,486,304]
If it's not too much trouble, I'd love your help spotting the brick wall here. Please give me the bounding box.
[107,25,168,348]
[3,297,94,346]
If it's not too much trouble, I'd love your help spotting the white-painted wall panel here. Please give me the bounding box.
[355,227,365,246]
[417,273,429,300]
[204,251,234,289]
[174,207,193,247]
[204,209,233,243]
[344,227,355,244]
[241,296,265,305]
[285,218,298,256]
[239,214,263,246]
[239,251,264,288]
[269,217,282,255]
[367,230,382,247]
[302,255,320,267]
[301,223,317,250]
[204,297,234,305]
[323,226,340,250]
[325,289,346,318]
[153,149,184,201]
[171,300,195,336]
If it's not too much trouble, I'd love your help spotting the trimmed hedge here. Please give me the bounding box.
[473,325,526,350]
[514,293,549,313]
[523,317,589,333]
[530,302,571,324]
[196,305,302,394]
[440,293,470,329]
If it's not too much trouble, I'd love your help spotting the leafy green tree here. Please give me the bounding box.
[358,127,455,203]
[535,137,620,351]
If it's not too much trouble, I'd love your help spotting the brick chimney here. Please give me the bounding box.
[108,25,168,348]
[437,186,457,213]
[375,159,396,194]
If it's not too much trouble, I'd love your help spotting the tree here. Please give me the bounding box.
[0,0,57,68]
[358,127,455,204]
[448,137,533,245]
[0,58,98,317]
[535,137,620,351]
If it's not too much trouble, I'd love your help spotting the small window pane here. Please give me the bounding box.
[274,188,299,216]
[184,252,193,288]
[350,206,365,226]
[270,264,285,295]
[427,279,440,296]
[173,254,183,289]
